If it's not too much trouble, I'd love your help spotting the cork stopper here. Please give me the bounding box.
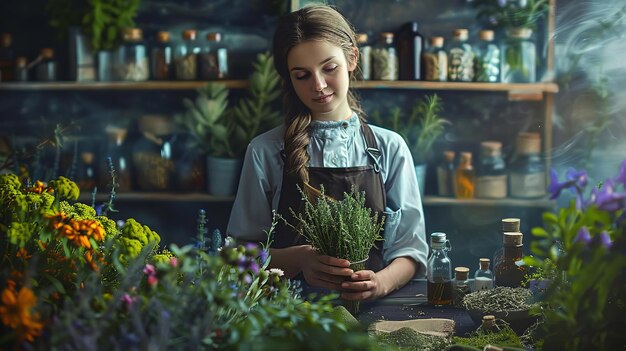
[105,125,129,145]
[41,48,54,59]
[459,152,472,166]
[138,114,174,135]
[443,150,455,162]
[206,32,222,42]
[123,28,143,41]
[81,152,95,164]
[453,29,469,41]
[380,32,394,43]
[516,132,542,155]
[454,267,470,280]
[481,141,502,157]
[16,56,28,67]
[479,258,490,270]
[356,33,368,44]
[482,315,497,328]
[182,29,197,41]
[430,36,444,47]
[1,33,11,48]
[503,232,524,246]
[502,218,520,232]
[507,27,533,39]
[157,31,171,43]
[479,30,495,42]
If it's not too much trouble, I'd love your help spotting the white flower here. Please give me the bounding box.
[268,268,284,277]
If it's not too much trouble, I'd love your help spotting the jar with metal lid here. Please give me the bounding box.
[355,33,371,80]
[175,29,200,80]
[35,48,57,81]
[371,32,398,81]
[447,29,474,82]
[423,36,447,82]
[476,141,507,199]
[115,28,149,81]
[199,32,229,80]
[427,232,453,306]
[509,132,546,198]
[474,30,500,82]
[501,27,536,83]
[132,115,176,191]
[151,31,173,80]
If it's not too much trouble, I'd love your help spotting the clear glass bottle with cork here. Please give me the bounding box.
[199,32,229,80]
[474,258,494,291]
[116,28,149,81]
[423,36,447,82]
[476,141,507,199]
[371,32,398,81]
[453,266,471,307]
[454,151,475,199]
[427,232,453,306]
[151,31,173,80]
[447,29,474,82]
[355,33,371,80]
[473,29,500,82]
[437,150,455,197]
[478,315,500,333]
[509,132,546,199]
[35,48,57,81]
[175,29,200,80]
[494,231,526,288]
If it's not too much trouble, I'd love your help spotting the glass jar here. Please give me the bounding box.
[474,30,500,82]
[454,151,475,199]
[476,141,507,199]
[175,29,200,80]
[35,48,57,81]
[355,33,371,80]
[15,56,28,82]
[77,151,97,191]
[423,36,447,82]
[447,29,474,82]
[199,32,229,80]
[474,258,494,291]
[151,31,173,80]
[494,232,526,287]
[371,32,398,81]
[397,21,423,80]
[427,232,453,306]
[501,27,536,83]
[509,132,546,198]
[99,126,132,192]
[0,33,15,81]
[453,266,471,307]
[115,28,149,81]
[132,115,176,191]
[437,150,455,197]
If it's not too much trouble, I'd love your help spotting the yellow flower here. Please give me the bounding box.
[0,284,44,342]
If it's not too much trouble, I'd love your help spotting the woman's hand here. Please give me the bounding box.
[300,246,354,291]
[340,270,387,301]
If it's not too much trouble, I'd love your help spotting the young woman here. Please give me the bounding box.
[227,5,427,301]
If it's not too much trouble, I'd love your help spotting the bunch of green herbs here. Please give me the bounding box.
[452,320,524,350]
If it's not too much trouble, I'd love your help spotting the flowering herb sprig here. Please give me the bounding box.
[524,159,626,350]
[471,0,549,30]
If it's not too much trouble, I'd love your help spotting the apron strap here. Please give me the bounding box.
[361,123,382,173]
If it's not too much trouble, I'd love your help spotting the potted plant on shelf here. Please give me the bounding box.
[370,94,448,195]
[175,52,281,196]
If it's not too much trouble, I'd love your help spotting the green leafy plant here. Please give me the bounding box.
[46,0,141,51]
[175,52,281,159]
[472,0,549,30]
[371,94,448,165]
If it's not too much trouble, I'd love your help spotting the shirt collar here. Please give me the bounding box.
[308,112,360,139]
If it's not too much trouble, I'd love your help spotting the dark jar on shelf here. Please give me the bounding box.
[132,115,176,191]
[199,32,229,80]
[175,29,200,80]
[115,28,149,81]
[0,33,15,81]
[397,21,423,80]
[35,48,57,81]
[77,151,97,191]
[509,132,546,198]
[151,31,173,80]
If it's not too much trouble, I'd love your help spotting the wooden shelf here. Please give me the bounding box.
[423,196,555,208]
[0,80,558,94]
[78,192,553,208]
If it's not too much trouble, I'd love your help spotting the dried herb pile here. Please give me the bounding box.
[375,327,452,351]
[463,287,535,312]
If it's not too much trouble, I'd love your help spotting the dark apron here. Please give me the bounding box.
[274,123,386,273]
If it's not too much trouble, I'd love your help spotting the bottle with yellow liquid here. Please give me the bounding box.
[454,151,475,198]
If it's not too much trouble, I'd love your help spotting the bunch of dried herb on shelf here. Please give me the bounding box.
[462,286,535,312]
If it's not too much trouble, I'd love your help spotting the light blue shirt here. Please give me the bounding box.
[226,112,428,277]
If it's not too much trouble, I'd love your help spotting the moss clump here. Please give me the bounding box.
[376,327,451,351]
[452,323,523,349]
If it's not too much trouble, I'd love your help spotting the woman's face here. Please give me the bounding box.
[287,40,357,121]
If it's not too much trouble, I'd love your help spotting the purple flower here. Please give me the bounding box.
[245,242,258,251]
[615,159,626,188]
[143,264,156,276]
[249,261,260,275]
[595,180,626,212]
[259,249,269,265]
[548,168,588,200]
[592,231,612,249]
[498,0,507,8]
[575,227,591,244]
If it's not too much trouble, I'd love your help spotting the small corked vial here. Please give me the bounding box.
[40,48,54,59]
[182,29,197,41]
[503,232,524,247]
[454,266,470,281]
[356,33,368,45]
[453,28,469,41]
[479,258,490,270]
[206,32,222,42]
[502,218,520,233]
[122,28,143,42]
[479,29,495,42]
[481,315,497,330]
[430,36,444,47]
[157,31,170,43]
[379,31,394,44]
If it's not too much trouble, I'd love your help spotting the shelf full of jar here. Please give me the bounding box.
[78,192,555,208]
[0,80,559,94]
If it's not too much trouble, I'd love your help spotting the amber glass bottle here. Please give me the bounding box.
[494,232,526,287]
[454,151,475,198]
